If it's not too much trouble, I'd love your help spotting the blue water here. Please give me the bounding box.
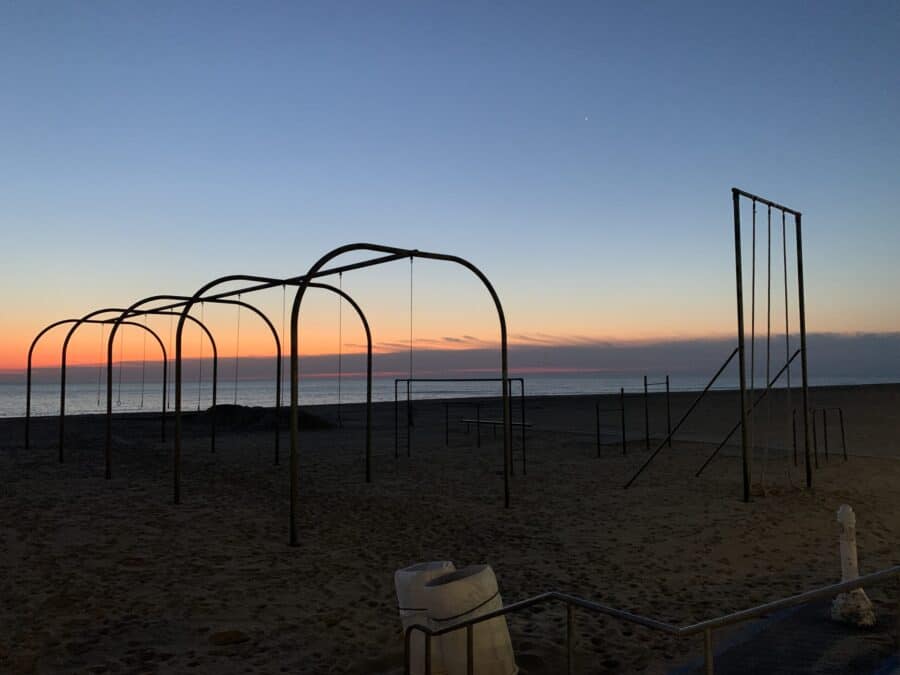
[3,372,899,418]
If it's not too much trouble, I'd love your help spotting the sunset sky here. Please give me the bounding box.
[2,2,898,373]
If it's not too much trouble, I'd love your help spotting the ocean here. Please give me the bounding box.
[3,372,899,418]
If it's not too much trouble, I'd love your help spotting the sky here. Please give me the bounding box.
[1,1,898,375]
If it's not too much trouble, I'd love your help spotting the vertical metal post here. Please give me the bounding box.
[795,211,812,489]
[445,403,449,446]
[665,375,672,448]
[467,624,474,675]
[476,403,481,448]
[839,408,848,461]
[704,628,714,675]
[394,379,399,459]
[734,189,752,502]
[643,375,650,451]
[620,387,627,455]
[812,408,819,469]
[596,400,601,458]
[792,408,798,467]
[566,604,576,675]
[520,379,527,475]
[823,408,829,462]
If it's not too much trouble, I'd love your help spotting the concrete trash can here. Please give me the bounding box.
[424,565,517,675]
[395,561,456,675]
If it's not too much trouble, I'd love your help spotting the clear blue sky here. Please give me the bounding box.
[2,1,898,369]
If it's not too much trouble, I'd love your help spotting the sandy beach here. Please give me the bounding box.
[2,384,898,674]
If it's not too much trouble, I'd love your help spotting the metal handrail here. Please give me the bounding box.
[405,564,900,674]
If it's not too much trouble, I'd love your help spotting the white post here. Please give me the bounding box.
[831,504,875,626]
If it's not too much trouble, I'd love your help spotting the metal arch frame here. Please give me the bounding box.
[289,243,511,547]
[25,317,168,452]
[105,294,275,481]
[171,276,373,503]
[54,307,218,465]
[56,310,172,463]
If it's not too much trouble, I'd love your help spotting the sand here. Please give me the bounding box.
[1,384,899,674]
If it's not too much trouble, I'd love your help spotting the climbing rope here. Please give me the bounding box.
[233,295,241,405]
[96,323,105,406]
[116,326,124,407]
[139,314,147,409]
[198,302,205,411]
[337,272,343,428]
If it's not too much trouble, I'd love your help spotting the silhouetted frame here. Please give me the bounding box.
[172,277,372,506]
[289,244,511,547]
[26,317,167,453]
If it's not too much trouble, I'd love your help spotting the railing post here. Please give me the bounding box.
[567,604,576,675]
[467,624,474,675]
[704,628,714,675]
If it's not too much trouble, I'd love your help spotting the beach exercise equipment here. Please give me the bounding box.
[626,189,811,501]
[595,387,627,456]
[169,277,372,505]
[37,307,219,461]
[139,315,148,409]
[393,377,526,473]
[808,407,849,464]
[24,316,170,456]
[288,243,511,546]
[642,375,671,451]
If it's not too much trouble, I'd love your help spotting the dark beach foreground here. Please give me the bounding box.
[1,384,898,673]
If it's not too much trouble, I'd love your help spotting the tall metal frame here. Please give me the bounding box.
[732,188,810,495]
[625,189,809,500]
[289,243,511,547]
[171,276,372,504]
